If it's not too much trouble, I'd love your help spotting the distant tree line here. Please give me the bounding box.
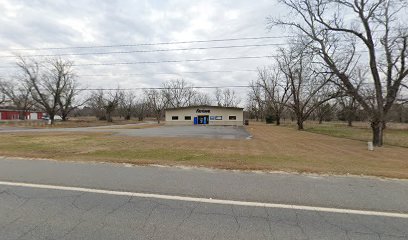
[0,57,242,125]
[85,79,241,123]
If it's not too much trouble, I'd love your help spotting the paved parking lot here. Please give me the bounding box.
[116,125,251,139]
[0,124,251,140]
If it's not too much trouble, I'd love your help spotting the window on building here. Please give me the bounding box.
[215,116,222,120]
[172,116,179,120]
[185,116,191,120]
[229,116,237,120]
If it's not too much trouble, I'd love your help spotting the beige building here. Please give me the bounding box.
[165,106,244,126]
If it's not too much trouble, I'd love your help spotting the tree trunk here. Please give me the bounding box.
[276,116,281,126]
[297,118,304,130]
[318,117,323,124]
[106,112,113,122]
[61,112,68,121]
[347,119,353,127]
[19,112,25,120]
[50,114,55,125]
[371,120,384,147]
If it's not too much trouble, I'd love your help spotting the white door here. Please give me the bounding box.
[30,112,37,120]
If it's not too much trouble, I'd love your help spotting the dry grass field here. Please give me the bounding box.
[279,120,408,148]
[0,122,407,178]
[0,117,147,128]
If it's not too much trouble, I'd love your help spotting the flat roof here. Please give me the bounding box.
[165,105,244,111]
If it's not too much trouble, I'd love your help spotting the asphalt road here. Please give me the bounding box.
[0,124,251,139]
[0,158,407,239]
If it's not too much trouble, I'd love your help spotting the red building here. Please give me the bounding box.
[0,110,44,120]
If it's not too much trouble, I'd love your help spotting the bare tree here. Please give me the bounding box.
[145,89,166,124]
[256,66,291,125]
[277,46,338,130]
[214,88,223,107]
[88,90,106,120]
[270,0,408,146]
[103,90,121,123]
[118,91,136,120]
[17,57,75,123]
[17,58,57,123]
[0,79,33,119]
[337,95,359,127]
[247,81,265,121]
[0,81,6,105]
[58,77,83,121]
[214,88,240,107]
[192,91,212,106]
[162,79,196,108]
[134,97,148,121]
[398,83,408,104]
[314,102,336,124]
[88,89,121,122]
[336,68,366,126]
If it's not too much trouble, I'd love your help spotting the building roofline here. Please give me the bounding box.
[165,105,244,111]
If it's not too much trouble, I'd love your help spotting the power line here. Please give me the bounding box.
[73,55,273,67]
[74,84,367,91]
[0,43,285,58]
[0,69,258,79]
[0,45,395,68]
[77,69,258,77]
[72,82,360,91]
[3,28,406,52]
[0,55,273,69]
[3,36,290,51]
[77,85,252,91]
[0,45,390,60]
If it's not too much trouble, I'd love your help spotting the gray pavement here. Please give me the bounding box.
[0,158,407,213]
[0,158,408,239]
[1,185,407,240]
[0,124,251,139]
[116,125,251,139]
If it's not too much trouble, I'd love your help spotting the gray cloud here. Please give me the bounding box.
[0,0,284,103]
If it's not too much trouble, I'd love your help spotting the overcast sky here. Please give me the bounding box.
[0,0,288,102]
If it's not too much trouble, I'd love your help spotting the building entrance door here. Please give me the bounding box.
[197,115,209,124]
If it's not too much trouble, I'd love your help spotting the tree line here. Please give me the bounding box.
[86,79,241,123]
[0,57,241,124]
[247,0,408,146]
